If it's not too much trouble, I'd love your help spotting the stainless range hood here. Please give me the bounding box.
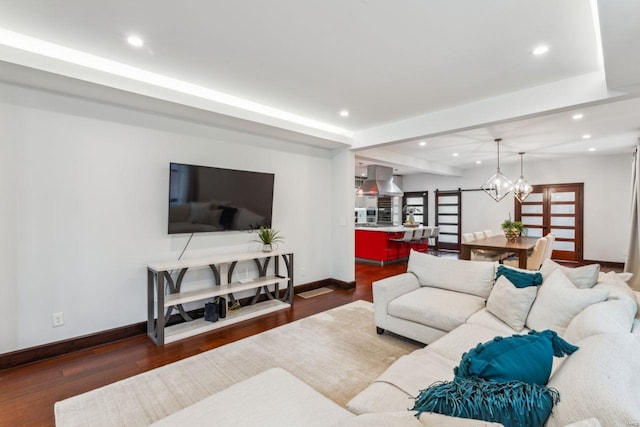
[360,165,404,197]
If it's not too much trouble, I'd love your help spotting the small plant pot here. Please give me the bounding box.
[504,230,520,243]
[262,243,274,252]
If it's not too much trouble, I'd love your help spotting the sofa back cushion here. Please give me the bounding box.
[540,259,600,289]
[526,269,609,335]
[545,333,640,427]
[407,250,496,299]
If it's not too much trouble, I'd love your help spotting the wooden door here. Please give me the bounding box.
[435,190,461,251]
[515,183,584,262]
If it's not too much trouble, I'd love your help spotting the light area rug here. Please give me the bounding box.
[55,300,420,427]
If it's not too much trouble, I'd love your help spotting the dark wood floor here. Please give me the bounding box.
[0,261,408,427]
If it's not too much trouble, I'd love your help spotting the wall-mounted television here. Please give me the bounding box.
[168,163,274,234]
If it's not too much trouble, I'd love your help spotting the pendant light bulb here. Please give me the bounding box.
[513,152,533,203]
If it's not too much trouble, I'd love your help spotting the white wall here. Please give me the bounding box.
[0,82,350,353]
[403,153,633,262]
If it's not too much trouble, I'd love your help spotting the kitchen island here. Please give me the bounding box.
[355,225,429,265]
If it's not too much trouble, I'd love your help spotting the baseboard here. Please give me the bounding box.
[0,278,344,371]
[329,278,356,290]
[0,323,147,371]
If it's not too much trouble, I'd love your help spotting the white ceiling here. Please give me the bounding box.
[0,1,639,175]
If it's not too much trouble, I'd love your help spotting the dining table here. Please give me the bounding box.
[460,235,539,269]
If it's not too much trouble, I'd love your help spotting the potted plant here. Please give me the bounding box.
[255,226,284,252]
[501,217,526,242]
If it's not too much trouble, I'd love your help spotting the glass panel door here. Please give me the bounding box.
[516,183,583,262]
[435,190,461,251]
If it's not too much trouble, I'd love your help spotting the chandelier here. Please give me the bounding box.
[482,138,514,202]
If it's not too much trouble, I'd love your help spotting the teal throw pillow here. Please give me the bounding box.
[454,329,578,386]
[412,377,560,427]
[496,265,542,288]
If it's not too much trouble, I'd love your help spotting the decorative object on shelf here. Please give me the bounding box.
[482,138,514,202]
[501,215,527,242]
[513,152,533,203]
[204,301,219,322]
[256,226,284,252]
[218,297,227,318]
[403,206,418,226]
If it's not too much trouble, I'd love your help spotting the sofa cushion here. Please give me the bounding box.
[486,276,537,332]
[388,287,485,333]
[427,323,516,363]
[376,347,458,397]
[540,259,600,289]
[466,309,529,335]
[407,251,496,298]
[495,265,542,288]
[545,333,640,427]
[455,330,578,386]
[526,269,609,335]
[150,368,354,427]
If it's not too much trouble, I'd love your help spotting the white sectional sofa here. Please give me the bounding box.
[348,250,640,426]
[147,250,640,426]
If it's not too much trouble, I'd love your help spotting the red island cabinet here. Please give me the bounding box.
[355,229,425,265]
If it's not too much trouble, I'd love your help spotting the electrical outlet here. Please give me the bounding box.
[52,312,64,327]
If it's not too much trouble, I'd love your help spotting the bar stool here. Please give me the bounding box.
[389,230,415,261]
[428,227,440,254]
[411,228,428,252]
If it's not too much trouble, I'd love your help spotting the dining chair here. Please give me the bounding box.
[541,232,555,262]
[503,237,548,270]
[473,231,486,241]
[462,233,475,243]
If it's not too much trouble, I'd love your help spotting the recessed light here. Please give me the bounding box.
[419,141,426,147]
[452,153,459,157]
[582,134,591,139]
[532,45,549,55]
[339,110,349,117]
[572,113,584,120]
[127,35,144,48]
[361,172,366,176]
[476,160,482,165]
[588,147,596,152]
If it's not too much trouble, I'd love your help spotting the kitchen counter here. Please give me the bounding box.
[355,225,426,232]
[355,226,428,265]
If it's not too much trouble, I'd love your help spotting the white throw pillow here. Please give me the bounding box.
[540,259,600,289]
[486,275,537,332]
[526,269,609,335]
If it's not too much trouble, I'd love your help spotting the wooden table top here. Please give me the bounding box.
[461,235,538,250]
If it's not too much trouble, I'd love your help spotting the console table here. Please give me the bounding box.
[147,250,294,345]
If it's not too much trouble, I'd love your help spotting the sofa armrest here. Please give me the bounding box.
[373,273,420,330]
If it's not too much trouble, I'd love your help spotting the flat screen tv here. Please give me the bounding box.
[168,163,274,234]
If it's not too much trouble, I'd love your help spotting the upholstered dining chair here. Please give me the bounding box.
[503,236,548,270]
[541,232,555,263]
[462,233,475,243]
